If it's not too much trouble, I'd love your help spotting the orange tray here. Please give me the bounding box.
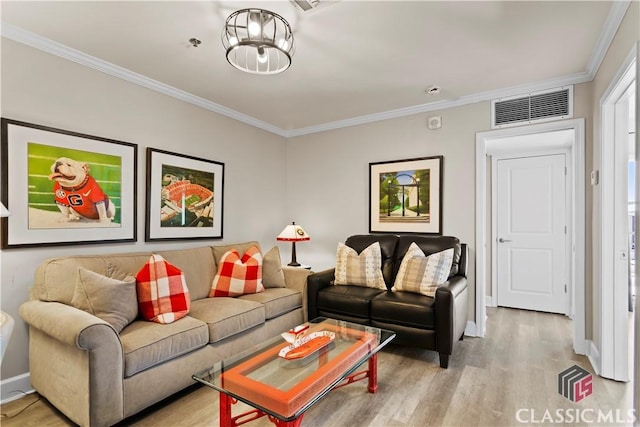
[221,323,377,418]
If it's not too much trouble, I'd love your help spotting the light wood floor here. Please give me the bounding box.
[1,307,633,426]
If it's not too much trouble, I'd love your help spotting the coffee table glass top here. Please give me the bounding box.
[192,317,395,421]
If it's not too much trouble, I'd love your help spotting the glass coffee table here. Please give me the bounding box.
[193,317,395,427]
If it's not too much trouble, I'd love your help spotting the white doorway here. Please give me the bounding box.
[475,119,586,356]
[494,152,569,314]
[599,52,636,382]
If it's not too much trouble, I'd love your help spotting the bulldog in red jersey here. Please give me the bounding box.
[48,157,116,223]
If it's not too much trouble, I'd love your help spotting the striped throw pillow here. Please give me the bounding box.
[393,242,454,297]
[136,254,190,324]
[210,245,264,297]
[334,242,386,289]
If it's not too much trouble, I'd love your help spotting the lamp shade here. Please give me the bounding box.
[0,203,9,218]
[277,222,310,242]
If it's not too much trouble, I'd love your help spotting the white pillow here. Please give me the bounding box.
[393,242,454,296]
[334,242,387,290]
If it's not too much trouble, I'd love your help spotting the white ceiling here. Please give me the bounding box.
[0,1,624,136]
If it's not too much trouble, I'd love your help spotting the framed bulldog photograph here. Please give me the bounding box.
[145,147,224,241]
[369,156,443,234]
[0,118,138,248]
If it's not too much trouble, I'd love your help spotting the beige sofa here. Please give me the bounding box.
[19,241,310,427]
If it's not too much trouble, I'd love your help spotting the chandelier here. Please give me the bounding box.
[221,8,295,75]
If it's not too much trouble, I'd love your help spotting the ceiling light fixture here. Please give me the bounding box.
[222,8,295,75]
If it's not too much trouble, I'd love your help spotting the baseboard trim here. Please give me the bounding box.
[464,320,477,337]
[485,296,495,307]
[1,373,34,404]
[587,340,601,376]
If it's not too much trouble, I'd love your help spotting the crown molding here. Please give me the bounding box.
[0,22,288,137]
[1,0,630,139]
[285,71,591,137]
[585,0,631,79]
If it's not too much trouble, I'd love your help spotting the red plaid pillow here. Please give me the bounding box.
[209,246,264,297]
[136,254,190,324]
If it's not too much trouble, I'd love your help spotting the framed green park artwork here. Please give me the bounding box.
[145,147,224,241]
[369,156,443,234]
[1,118,138,248]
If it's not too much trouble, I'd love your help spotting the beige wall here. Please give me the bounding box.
[0,39,288,382]
[286,103,490,324]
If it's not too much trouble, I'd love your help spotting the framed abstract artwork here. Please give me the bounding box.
[369,156,443,234]
[145,147,224,241]
[0,118,137,248]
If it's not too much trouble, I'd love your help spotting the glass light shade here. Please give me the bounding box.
[277,223,310,242]
[222,8,295,75]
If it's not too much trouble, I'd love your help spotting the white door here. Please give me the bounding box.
[496,154,567,314]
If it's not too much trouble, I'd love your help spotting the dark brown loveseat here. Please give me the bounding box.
[307,234,468,368]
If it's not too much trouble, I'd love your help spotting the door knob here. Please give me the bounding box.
[498,238,512,243]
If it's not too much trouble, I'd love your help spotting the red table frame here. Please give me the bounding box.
[218,353,378,427]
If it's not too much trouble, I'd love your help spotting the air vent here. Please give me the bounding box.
[491,86,573,129]
[293,0,321,11]
[292,0,340,12]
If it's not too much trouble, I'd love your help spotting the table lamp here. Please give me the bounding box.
[276,222,310,267]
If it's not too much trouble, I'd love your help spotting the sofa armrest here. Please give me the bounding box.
[283,266,312,320]
[20,300,120,348]
[20,300,125,427]
[434,276,468,357]
[306,268,335,320]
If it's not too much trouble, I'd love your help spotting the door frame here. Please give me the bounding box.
[475,118,586,356]
[491,148,572,315]
[598,47,636,381]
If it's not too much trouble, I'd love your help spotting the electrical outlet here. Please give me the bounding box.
[590,170,599,186]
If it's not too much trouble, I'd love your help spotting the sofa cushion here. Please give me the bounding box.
[210,246,264,297]
[262,246,286,288]
[317,285,385,319]
[393,243,454,296]
[189,297,265,343]
[334,242,386,290]
[396,235,461,278]
[120,316,208,377]
[371,291,436,330]
[344,235,399,288]
[212,241,261,265]
[157,246,216,301]
[70,267,138,333]
[239,288,301,319]
[136,255,190,324]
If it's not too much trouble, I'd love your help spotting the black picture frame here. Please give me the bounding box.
[1,118,137,248]
[145,147,224,241]
[369,156,443,234]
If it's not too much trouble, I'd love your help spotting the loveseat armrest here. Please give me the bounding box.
[434,276,468,364]
[306,268,335,320]
[283,266,313,320]
[20,300,125,427]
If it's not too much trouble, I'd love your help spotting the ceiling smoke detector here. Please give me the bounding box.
[426,86,441,95]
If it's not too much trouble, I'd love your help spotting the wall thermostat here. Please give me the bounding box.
[428,116,442,130]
